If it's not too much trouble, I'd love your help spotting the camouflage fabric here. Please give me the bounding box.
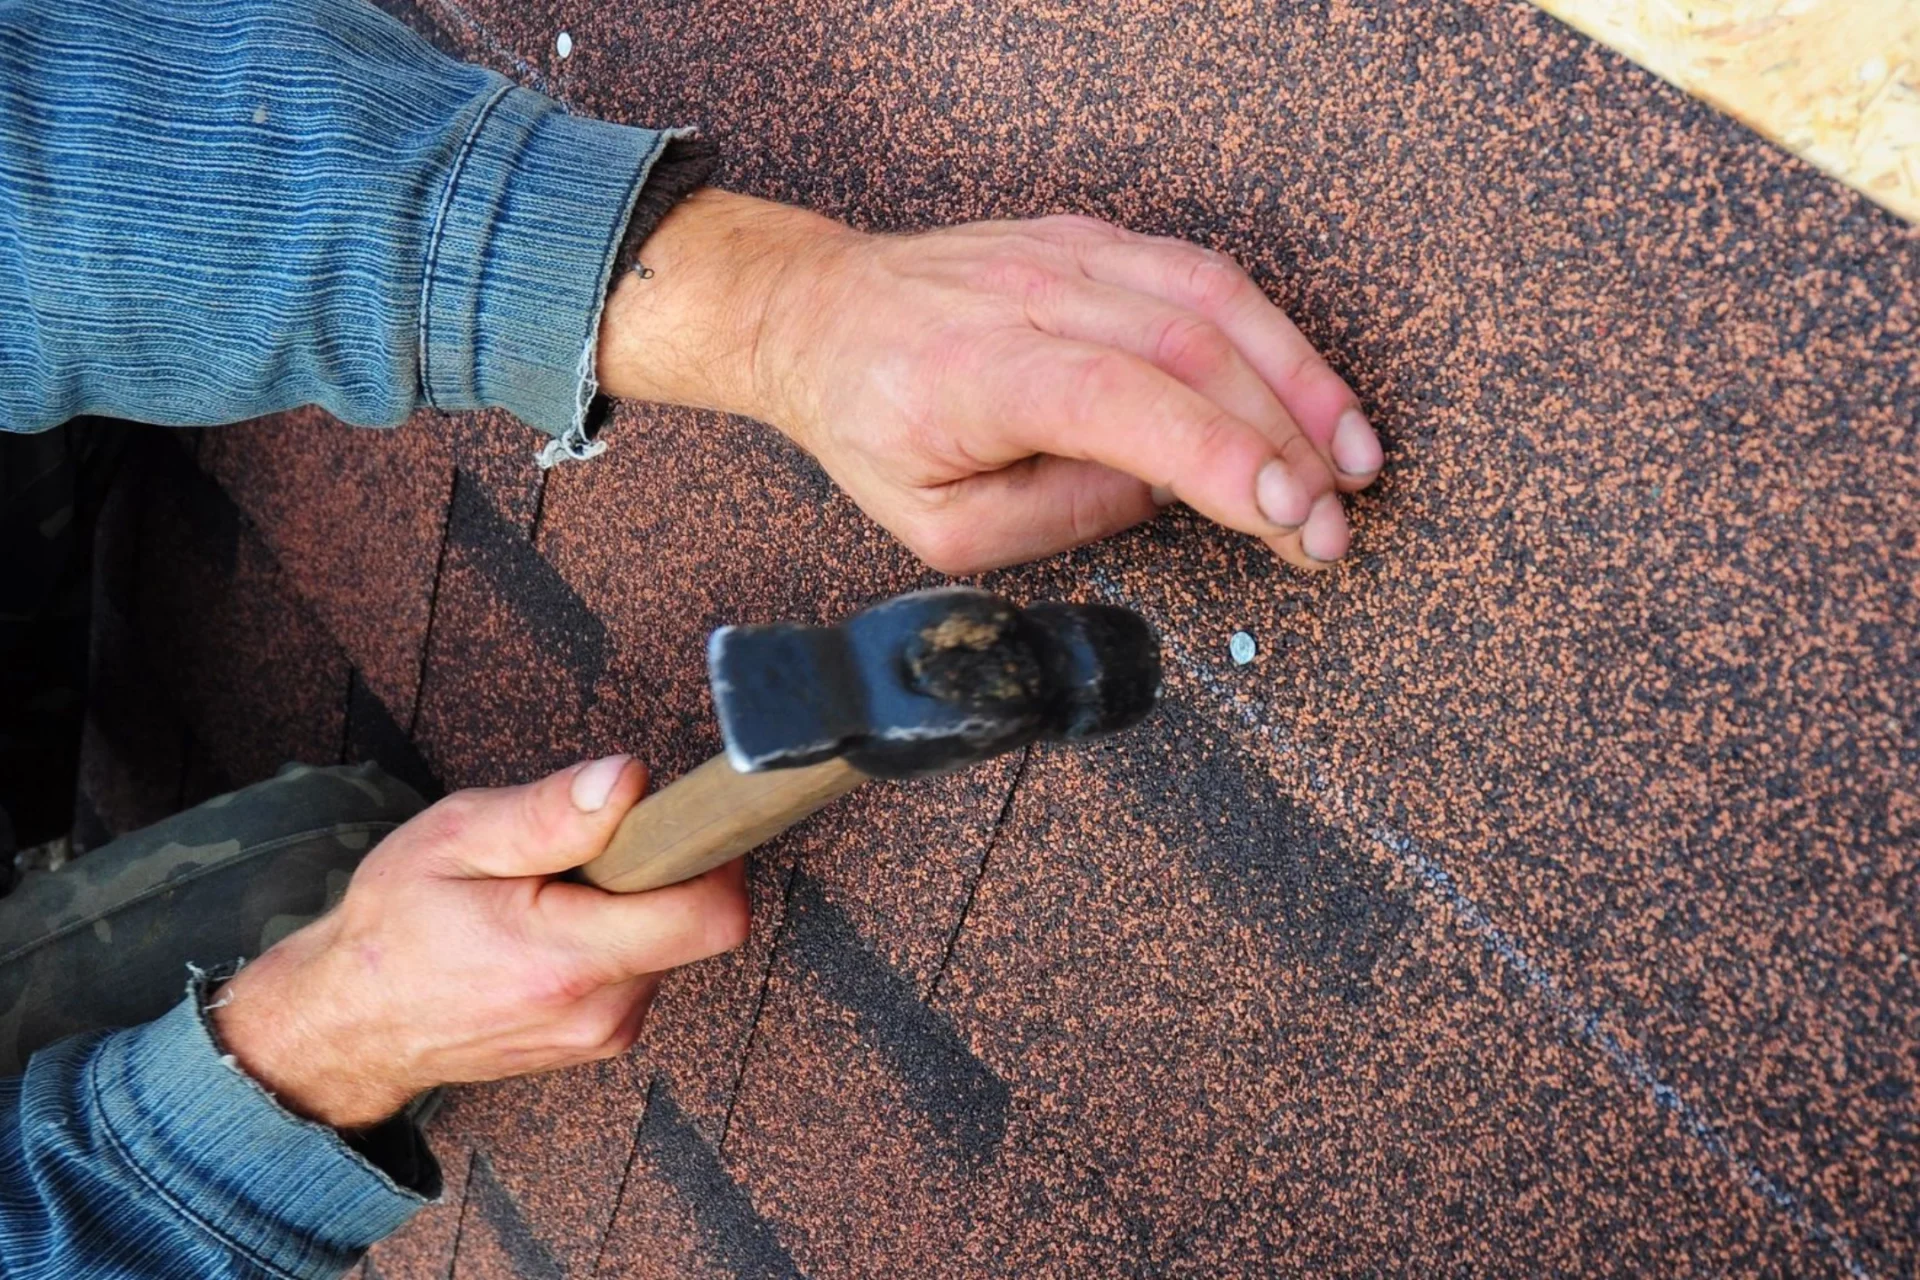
[0,761,424,1075]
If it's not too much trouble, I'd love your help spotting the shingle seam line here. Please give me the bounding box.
[927,743,1031,1004]
[718,859,802,1153]
[587,1074,657,1279]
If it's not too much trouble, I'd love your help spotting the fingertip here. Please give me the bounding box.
[1255,459,1313,530]
[1264,532,1322,572]
[1261,495,1348,571]
[1330,407,1383,484]
[569,754,629,812]
[712,857,752,944]
[567,755,649,815]
[1299,492,1351,564]
[666,860,753,959]
[713,897,752,955]
[621,757,651,803]
[689,856,751,901]
[720,859,754,950]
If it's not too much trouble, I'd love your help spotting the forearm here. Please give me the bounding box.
[597,188,853,431]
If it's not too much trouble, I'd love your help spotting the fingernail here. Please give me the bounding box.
[1150,484,1177,507]
[1300,492,1350,563]
[1330,408,1382,478]
[571,754,631,812]
[1256,460,1312,529]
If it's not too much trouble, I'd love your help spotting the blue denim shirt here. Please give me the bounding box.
[1,0,682,460]
[2,972,432,1278]
[1,0,689,1274]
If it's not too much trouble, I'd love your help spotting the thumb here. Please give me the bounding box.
[913,456,1158,573]
[432,754,650,880]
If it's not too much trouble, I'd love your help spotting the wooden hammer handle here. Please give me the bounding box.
[577,754,866,894]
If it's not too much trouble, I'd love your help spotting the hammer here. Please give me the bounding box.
[577,587,1161,894]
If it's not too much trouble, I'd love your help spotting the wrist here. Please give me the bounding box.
[595,188,863,439]
[211,922,418,1130]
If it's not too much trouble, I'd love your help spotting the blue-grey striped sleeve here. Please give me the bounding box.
[0,0,685,451]
[4,979,434,1279]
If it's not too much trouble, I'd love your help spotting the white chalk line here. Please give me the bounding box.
[1092,576,1874,1279]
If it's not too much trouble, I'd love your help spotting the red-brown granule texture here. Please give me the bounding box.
[128,435,351,791]
[102,0,1918,1275]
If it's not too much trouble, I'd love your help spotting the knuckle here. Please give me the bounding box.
[1282,345,1324,387]
[1277,425,1321,466]
[594,1031,639,1061]
[517,783,570,850]
[1033,212,1125,241]
[1153,314,1233,383]
[1179,250,1249,312]
[1278,429,1334,486]
[562,1014,618,1055]
[977,250,1057,302]
[1057,488,1102,549]
[1190,406,1245,460]
[1068,350,1138,415]
[1063,481,1126,548]
[414,791,479,847]
[525,963,597,1007]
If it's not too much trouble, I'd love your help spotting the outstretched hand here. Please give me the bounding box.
[598,190,1382,574]
[211,756,749,1129]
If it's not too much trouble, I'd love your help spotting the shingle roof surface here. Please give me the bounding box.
[93,0,1919,1275]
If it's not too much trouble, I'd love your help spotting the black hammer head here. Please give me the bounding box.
[708,588,1161,780]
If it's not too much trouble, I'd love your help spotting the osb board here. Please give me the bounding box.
[1534,0,1920,222]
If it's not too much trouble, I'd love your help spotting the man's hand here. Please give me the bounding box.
[210,756,749,1130]
[598,190,1383,574]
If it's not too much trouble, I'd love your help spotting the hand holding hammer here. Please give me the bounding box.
[578,587,1161,893]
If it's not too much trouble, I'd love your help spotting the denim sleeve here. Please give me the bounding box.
[0,0,689,459]
[0,972,436,1279]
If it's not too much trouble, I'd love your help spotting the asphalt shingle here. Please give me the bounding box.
[105,0,1919,1274]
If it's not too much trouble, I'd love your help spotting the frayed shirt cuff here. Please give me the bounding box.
[76,968,436,1277]
[418,83,689,462]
